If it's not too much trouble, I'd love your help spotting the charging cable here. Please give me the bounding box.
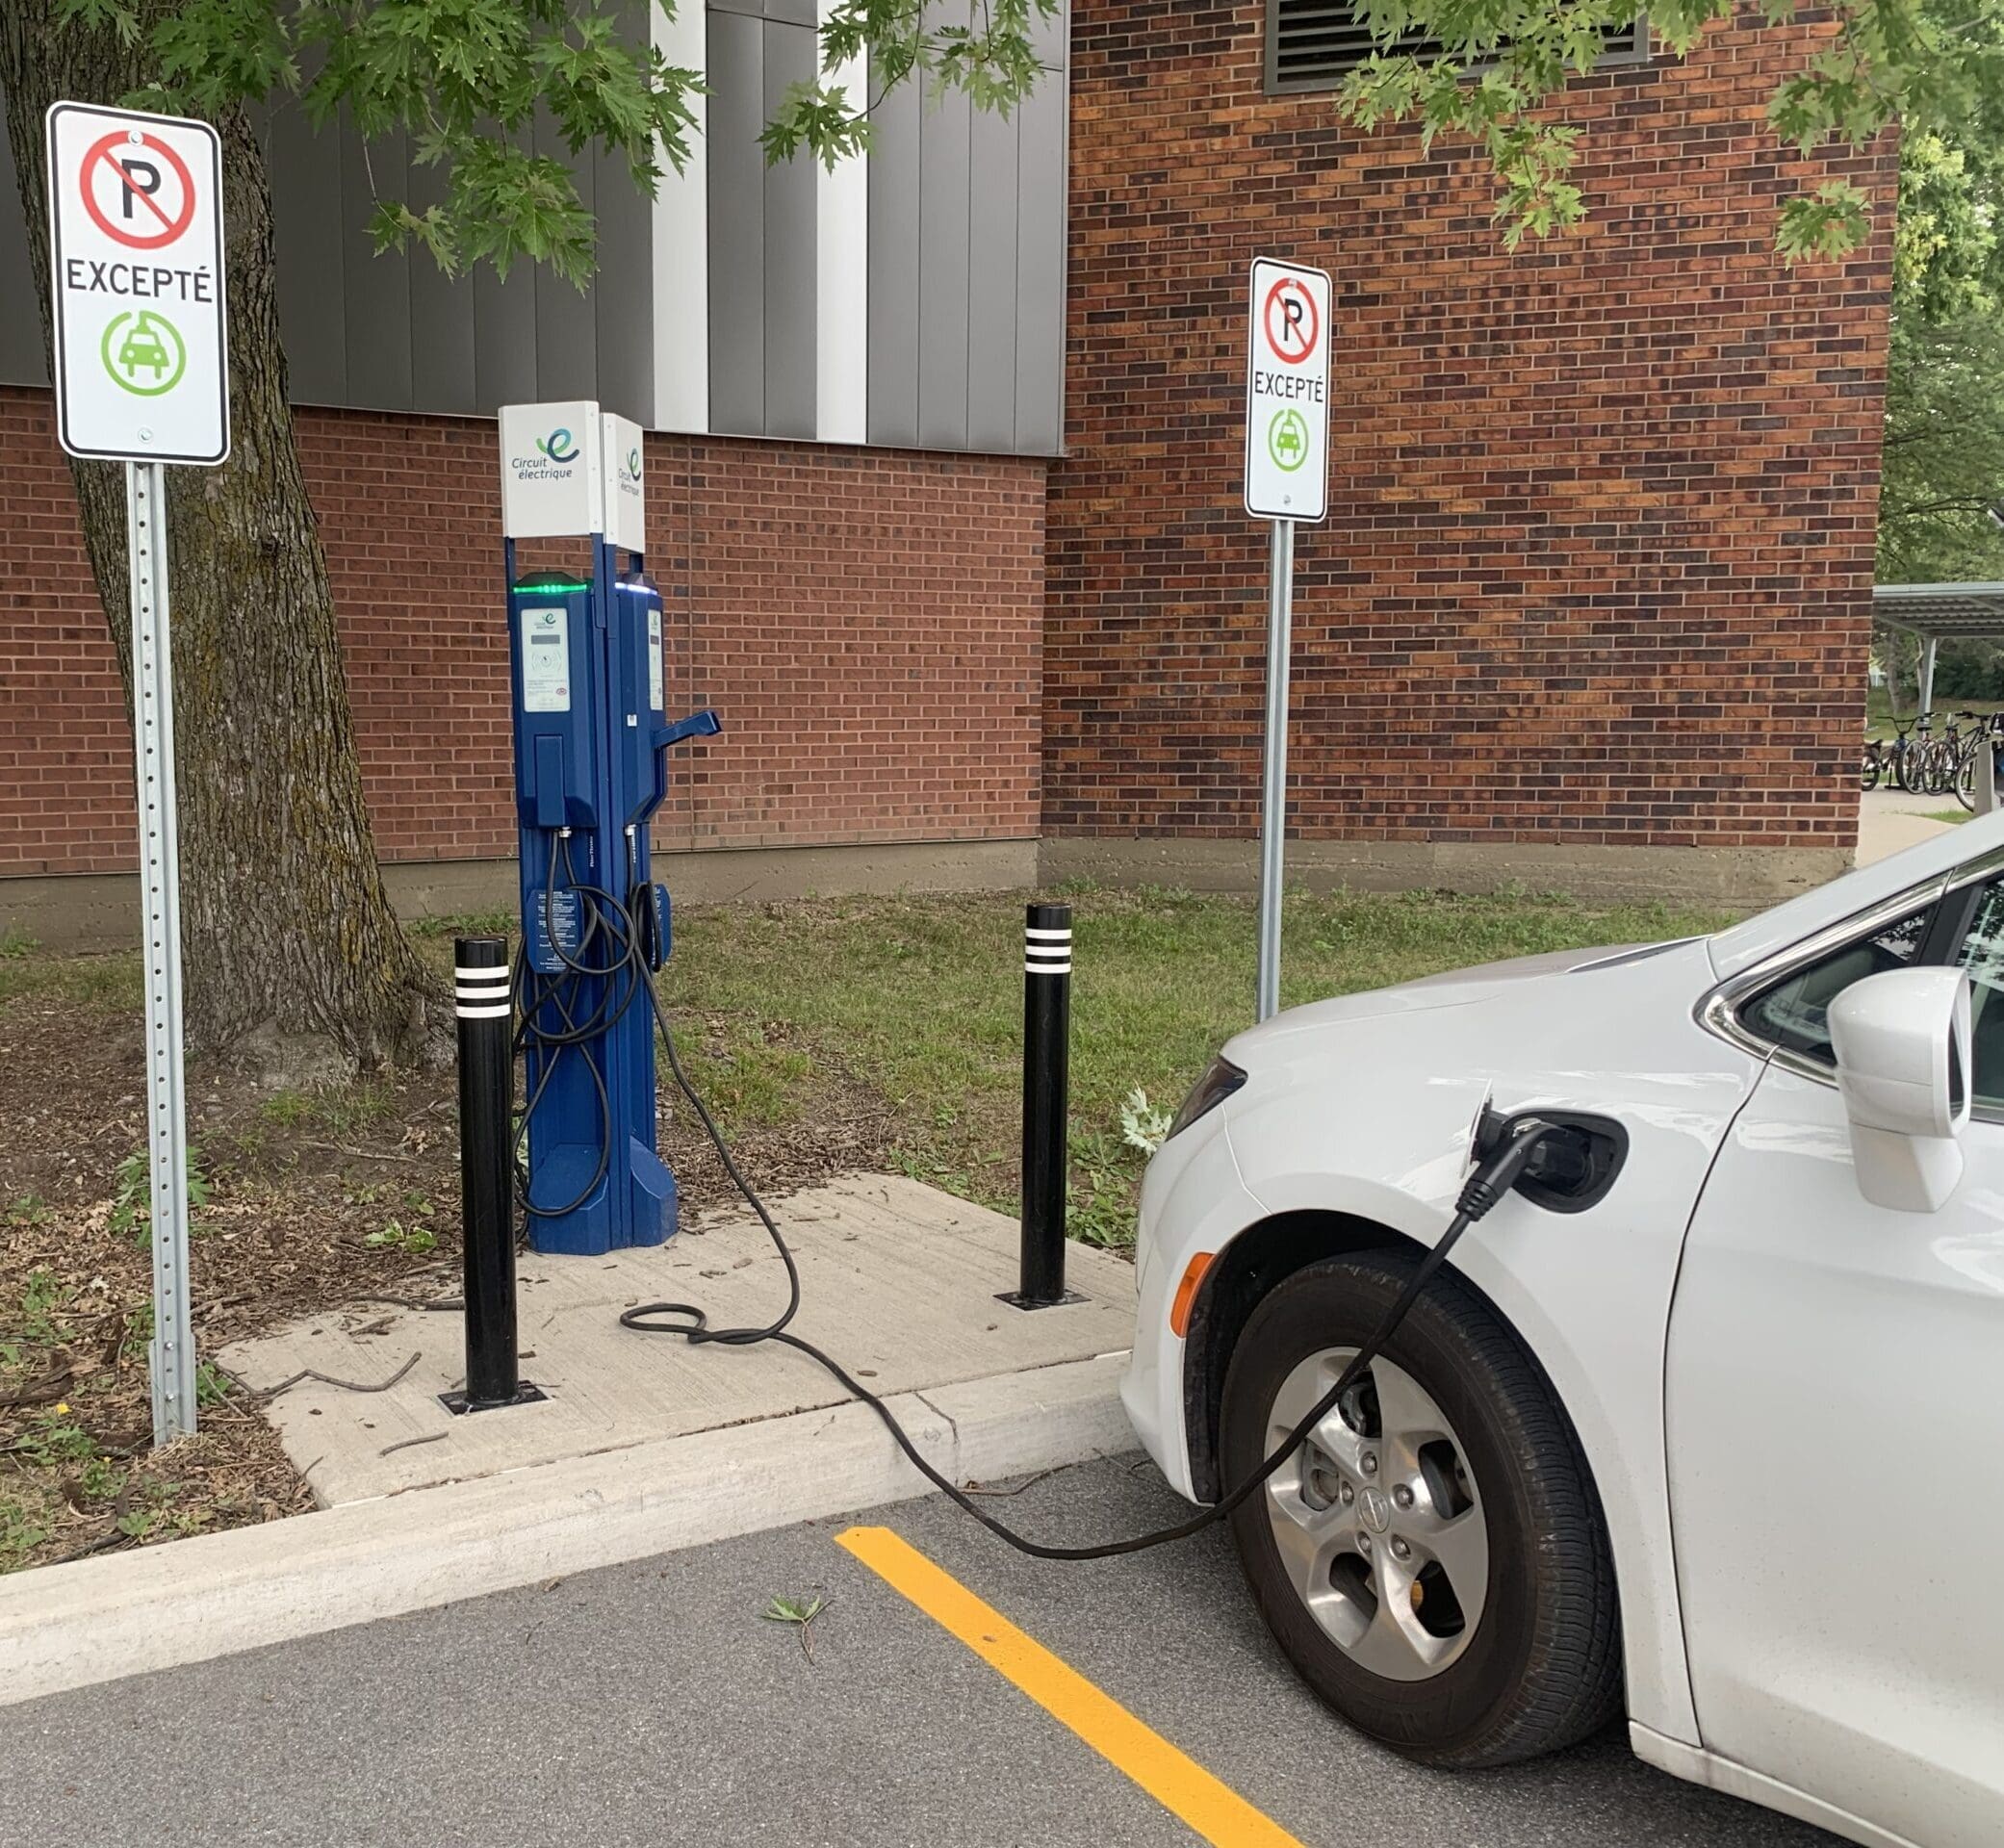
[613,919,1578,1561]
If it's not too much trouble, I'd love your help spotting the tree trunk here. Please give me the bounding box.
[1,1,446,1068]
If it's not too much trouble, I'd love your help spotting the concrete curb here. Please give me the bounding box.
[0,1351,1133,1709]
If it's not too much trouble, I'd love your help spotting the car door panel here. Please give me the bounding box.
[1666,1061,2004,1848]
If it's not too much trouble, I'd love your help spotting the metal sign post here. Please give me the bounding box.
[47,101,229,1443]
[126,462,196,1441]
[1256,519,1296,1023]
[1244,259,1331,1022]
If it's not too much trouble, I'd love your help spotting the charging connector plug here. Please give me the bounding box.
[1469,1105,1629,1216]
[1456,1116,1565,1220]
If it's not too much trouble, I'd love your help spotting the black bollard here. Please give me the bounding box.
[443,937,542,1413]
[1001,903,1084,1310]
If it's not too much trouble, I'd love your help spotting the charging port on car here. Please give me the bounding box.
[1470,1106,1629,1214]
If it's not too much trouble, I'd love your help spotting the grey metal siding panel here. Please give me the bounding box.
[964,101,1020,453]
[265,4,655,421]
[0,116,47,386]
[865,78,920,448]
[760,18,817,439]
[861,3,1066,457]
[338,116,413,410]
[268,101,349,407]
[473,263,537,417]
[706,7,765,435]
[1014,0,1068,455]
[534,121,599,402]
[405,157,477,416]
[915,84,971,450]
[591,142,654,424]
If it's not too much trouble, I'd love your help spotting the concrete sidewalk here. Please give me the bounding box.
[220,1172,1135,1506]
[0,1174,1139,1707]
[1857,788,1963,864]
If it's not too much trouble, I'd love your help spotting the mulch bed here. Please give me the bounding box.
[0,976,897,1575]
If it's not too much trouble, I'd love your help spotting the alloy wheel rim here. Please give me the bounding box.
[1261,1346,1489,1681]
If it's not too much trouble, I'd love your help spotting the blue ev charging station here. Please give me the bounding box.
[499,402,718,1255]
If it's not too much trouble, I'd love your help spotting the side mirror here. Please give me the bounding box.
[1829,967,1972,1213]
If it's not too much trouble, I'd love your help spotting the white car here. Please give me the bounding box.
[1123,817,2004,1848]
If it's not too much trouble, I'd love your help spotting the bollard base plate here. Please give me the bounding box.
[995,1289,1087,1312]
[439,1382,548,1417]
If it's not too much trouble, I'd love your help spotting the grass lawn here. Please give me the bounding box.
[652,884,1737,1246]
[1,881,1734,1570]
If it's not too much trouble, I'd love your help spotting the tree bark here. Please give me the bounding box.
[1,1,446,1068]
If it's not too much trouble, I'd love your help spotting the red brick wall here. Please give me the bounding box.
[0,389,129,877]
[1046,3,1895,851]
[0,387,1045,878]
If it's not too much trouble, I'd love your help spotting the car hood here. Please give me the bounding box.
[1224,937,1703,1055]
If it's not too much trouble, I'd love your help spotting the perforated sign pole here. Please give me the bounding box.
[47,101,229,1444]
[1256,519,1296,1024]
[1244,259,1331,1023]
[128,463,196,1443]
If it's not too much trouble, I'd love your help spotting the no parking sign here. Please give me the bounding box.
[45,102,229,465]
[1244,258,1329,523]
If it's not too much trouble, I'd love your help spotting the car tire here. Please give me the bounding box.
[1219,1253,1622,1768]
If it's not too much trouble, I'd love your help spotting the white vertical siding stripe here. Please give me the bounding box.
[815,13,870,445]
[652,0,709,434]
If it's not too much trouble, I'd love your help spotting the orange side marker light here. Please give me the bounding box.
[1169,1251,1214,1338]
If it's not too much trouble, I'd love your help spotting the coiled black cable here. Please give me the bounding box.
[612,875,1568,1561]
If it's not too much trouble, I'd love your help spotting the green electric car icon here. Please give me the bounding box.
[1267,406,1308,472]
[99,310,187,397]
[118,316,173,377]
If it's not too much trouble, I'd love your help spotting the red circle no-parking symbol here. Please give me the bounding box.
[1261,275,1320,366]
[80,130,196,249]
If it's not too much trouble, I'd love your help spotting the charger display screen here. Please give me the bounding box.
[520,606,572,712]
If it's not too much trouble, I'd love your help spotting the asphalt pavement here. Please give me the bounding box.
[0,1456,1839,1848]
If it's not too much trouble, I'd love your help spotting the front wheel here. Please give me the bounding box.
[1220,1255,1622,1768]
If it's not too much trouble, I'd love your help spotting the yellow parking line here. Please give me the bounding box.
[836,1526,1306,1848]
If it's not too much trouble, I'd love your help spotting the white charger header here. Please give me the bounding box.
[499,401,648,551]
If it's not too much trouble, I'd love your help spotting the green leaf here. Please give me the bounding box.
[1776,181,1871,262]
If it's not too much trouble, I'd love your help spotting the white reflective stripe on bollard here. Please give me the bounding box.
[1025,928,1073,977]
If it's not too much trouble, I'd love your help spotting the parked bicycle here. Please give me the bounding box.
[1952,710,2004,811]
[1866,707,2004,805]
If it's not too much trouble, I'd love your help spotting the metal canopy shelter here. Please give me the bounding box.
[1874,583,2004,713]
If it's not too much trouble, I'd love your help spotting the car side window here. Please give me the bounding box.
[1738,907,1934,1066]
[1950,883,2004,1111]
